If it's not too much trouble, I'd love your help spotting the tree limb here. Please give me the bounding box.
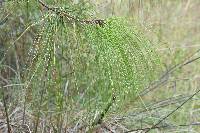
[38,0,105,26]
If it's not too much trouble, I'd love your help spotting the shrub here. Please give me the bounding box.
[0,0,161,132]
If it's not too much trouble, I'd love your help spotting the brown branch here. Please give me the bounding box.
[38,0,105,26]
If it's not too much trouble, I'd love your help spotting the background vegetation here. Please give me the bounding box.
[1,0,200,133]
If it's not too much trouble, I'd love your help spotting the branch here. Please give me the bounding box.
[144,88,200,133]
[38,0,105,26]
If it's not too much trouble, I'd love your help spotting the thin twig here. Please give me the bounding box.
[132,49,200,132]
[144,88,200,133]
[38,0,105,26]
[126,122,200,132]
[114,94,190,122]
[72,49,200,132]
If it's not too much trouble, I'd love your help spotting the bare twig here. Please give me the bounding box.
[114,94,190,122]
[126,122,200,132]
[145,88,200,133]
[133,49,200,133]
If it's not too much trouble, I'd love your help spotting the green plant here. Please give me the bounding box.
[1,0,162,132]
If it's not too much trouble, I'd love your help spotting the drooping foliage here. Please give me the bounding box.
[0,0,162,131]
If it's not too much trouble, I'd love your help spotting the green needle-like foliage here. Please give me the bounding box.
[1,0,162,131]
[84,18,160,100]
